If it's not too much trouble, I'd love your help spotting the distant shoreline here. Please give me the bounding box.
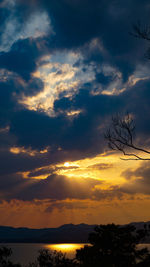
[1,222,150,244]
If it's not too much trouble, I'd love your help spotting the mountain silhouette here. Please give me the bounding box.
[1,222,150,243]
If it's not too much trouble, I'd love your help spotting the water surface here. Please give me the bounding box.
[2,243,150,266]
[2,243,88,265]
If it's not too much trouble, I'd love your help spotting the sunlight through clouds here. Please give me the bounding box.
[55,153,140,185]
[1,0,150,229]
[19,51,95,115]
[10,146,48,156]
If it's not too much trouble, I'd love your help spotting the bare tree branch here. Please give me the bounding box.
[104,113,150,160]
[130,21,150,41]
[129,21,150,59]
[104,22,150,160]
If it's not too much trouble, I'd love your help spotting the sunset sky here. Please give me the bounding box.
[1,0,150,228]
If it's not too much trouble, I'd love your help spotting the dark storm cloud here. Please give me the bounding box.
[9,87,123,155]
[40,0,148,47]
[0,81,16,125]
[0,75,44,130]
[0,169,125,203]
[8,76,150,157]
[0,172,103,201]
[6,0,149,80]
[23,77,44,96]
[0,0,150,204]
[28,165,79,178]
[0,149,50,176]
[0,0,53,80]
[28,167,53,178]
[0,39,42,80]
[0,76,150,203]
[35,0,150,82]
[118,79,150,145]
[53,78,150,152]
[121,162,150,195]
[10,109,67,150]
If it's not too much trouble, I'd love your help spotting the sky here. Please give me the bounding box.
[1,0,150,228]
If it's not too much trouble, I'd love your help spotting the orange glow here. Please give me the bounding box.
[10,146,48,156]
[55,152,142,186]
[66,110,82,116]
[45,243,86,253]
[64,162,70,167]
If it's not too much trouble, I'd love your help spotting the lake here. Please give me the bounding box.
[1,243,88,265]
[1,243,150,266]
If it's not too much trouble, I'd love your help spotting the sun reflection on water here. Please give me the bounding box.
[44,243,86,256]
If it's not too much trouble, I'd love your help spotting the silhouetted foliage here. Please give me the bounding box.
[76,224,150,267]
[105,21,150,160]
[2,224,150,267]
[27,249,78,267]
[131,21,150,41]
[105,113,150,160]
[130,21,150,59]
[0,247,21,267]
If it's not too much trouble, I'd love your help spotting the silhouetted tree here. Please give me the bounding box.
[130,21,150,59]
[1,225,150,267]
[27,249,78,267]
[105,21,150,160]
[76,224,150,267]
[105,113,150,160]
[0,247,21,267]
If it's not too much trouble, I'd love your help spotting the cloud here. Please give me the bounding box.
[19,49,96,114]
[0,172,104,201]
[45,200,89,213]
[0,168,131,203]
[0,148,50,176]
[0,0,150,221]
[0,2,52,52]
[121,162,150,195]
[87,163,113,170]
[0,75,45,130]
[5,75,150,161]
[0,39,42,80]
